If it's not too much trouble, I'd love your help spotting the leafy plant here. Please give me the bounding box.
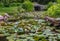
[17,6,25,13]
[47,4,60,17]
[47,2,53,9]
[22,0,34,12]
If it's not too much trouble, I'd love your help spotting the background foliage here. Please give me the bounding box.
[22,0,34,12]
[47,4,60,17]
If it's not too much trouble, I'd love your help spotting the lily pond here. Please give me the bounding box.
[0,12,60,41]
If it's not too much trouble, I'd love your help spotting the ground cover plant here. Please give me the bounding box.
[0,0,60,41]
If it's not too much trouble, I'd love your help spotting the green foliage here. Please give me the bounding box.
[47,4,60,17]
[2,0,10,7]
[22,1,34,12]
[17,0,24,3]
[17,6,25,13]
[0,7,18,15]
[0,0,34,13]
[47,2,53,8]
[30,0,56,4]
[0,0,56,7]
[10,3,20,6]
[57,0,60,3]
[0,2,3,7]
[33,35,46,41]
[0,0,24,7]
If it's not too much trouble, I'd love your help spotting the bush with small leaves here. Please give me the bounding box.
[22,0,34,12]
[47,4,60,18]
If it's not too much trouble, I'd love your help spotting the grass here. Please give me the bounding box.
[0,6,18,15]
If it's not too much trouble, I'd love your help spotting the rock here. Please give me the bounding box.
[0,15,4,21]
[0,13,10,22]
[44,16,60,27]
[34,3,47,11]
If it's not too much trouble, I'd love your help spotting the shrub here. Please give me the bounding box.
[22,1,34,12]
[47,4,60,18]
[47,2,53,8]
[17,6,25,13]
